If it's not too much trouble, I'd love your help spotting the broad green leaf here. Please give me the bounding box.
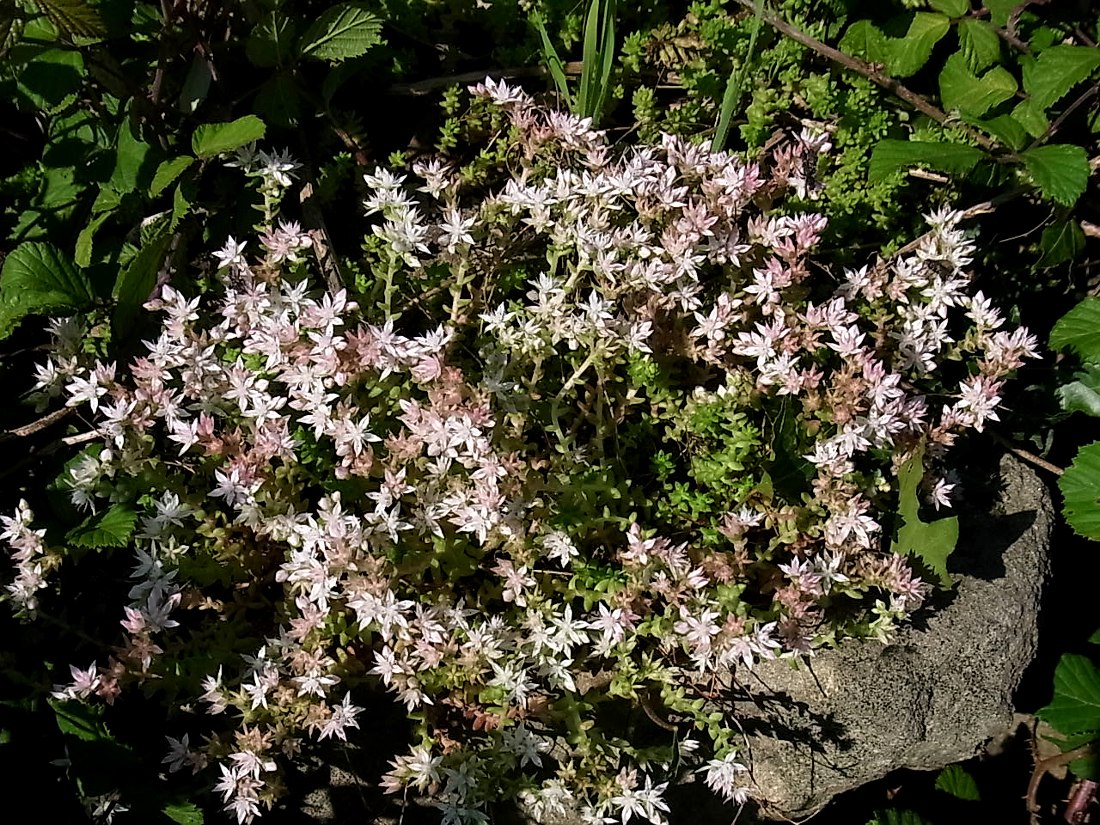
[1060,443,1100,540]
[246,12,297,68]
[868,139,984,182]
[929,0,969,17]
[968,113,1027,150]
[891,443,958,587]
[957,18,1001,71]
[1022,45,1100,111]
[0,242,95,340]
[1090,628,1100,646]
[75,211,110,267]
[885,13,951,77]
[1021,144,1090,206]
[983,0,1016,26]
[66,504,137,549]
[50,699,112,741]
[18,48,84,109]
[939,52,1017,117]
[255,74,302,128]
[935,764,981,800]
[298,3,382,61]
[177,54,212,114]
[109,118,154,194]
[191,115,266,159]
[150,156,194,198]
[839,19,889,65]
[1051,297,1100,362]
[1011,98,1049,138]
[112,232,171,336]
[867,811,934,825]
[33,0,106,38]
[1038,220,1086,268]
[163,803,204,825]
[1058,365,1100,417]
[1038,652,1100,734]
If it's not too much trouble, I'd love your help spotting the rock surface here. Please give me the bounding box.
[739,454,1053,819]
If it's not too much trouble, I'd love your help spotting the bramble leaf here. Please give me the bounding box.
[1021,144,1090,206]
[891,443,957,587]
[163,803,204,825]
[1011,98,1049,137]
[868,139,984,182]
[0,242,95,340]
[1060,442,1100,540]
[150,157,194,198]
[1022,45,1100,111]
[885,13,950,77]
[192,115,266,159]
[50,699,112,741]
[1038,652,1100,734]
[246,12,297,68]
[957,18,1001,71]
[935,764,981,800]
[298,3,382,62]
[1051,297,1100,362]
[1038,220,1086,267]
[112,232,171,337]
[32,0,105,38]
[1058,365,1100,417]
[66,504,137,549]
[929,0,969,17]
[983,0,1016,26]
[968,113,1027,149]
[939,52,1017,118]
[840,19,888,65]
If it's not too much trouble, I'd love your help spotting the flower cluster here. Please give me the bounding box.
[5,79,1036,824]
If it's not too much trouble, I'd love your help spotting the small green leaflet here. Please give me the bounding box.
[928,0,969,18]
[191,115,266,159]
[868,140,984,182]
[1050,296,1100,362]
[0,242,95,340]
[150,156,194,198]
[1022,45,1100,111]
[297,3,382,62]
[1059,442,1100,540]
[1037,652,1100,735]
[885,13,950,77]
[1021,144,1090,206]
[66,504,137,549]
[935,764,981,801]
[891,443,958,588]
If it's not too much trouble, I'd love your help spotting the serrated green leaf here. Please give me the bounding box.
[885,13,950,77]
[868,139,984,182]
[66,504,137,549]
[957,18,1001,71]
[75,211,110,267]
[1038,220,1086,268]
[33,0,105,38]
[191,115,266,159]
[171,180,192,230]
[1090,628,1100,645]
[150,156,194,198]
[935,764,981,800]
[1038,652,1100,734]
[1058,365,1100,417]
[891,443,958,588]
[0,242,95,340]
[939,51,1017,117]
[177,54,212,114]
[1060,443,1100,540]
[246,12,296,68]
[110,117,154,195]
[1022,45,1100,111]
[17,48,84,109]
[968,112,1028,150]
[929,0,969,17]
[112,232,171,337]
[983,0,1016,26]
[163,803,204,825]
[255,74,302,128]
[1051,297,1100,362]
[1021,144,1090,206]
[298,3,382,61]
[840,19,889,64]
[1011,98,1049,138]
[50,699,112,741]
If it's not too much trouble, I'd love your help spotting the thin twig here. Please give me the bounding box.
[62,431,101,447]
[1027,741,1096,823]
[727,0,1000,153]
[991,431,1064,477]
[1,407,74,439]
[1028,83,1100,151]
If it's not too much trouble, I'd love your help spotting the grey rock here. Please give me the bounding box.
[740,454,1053,819]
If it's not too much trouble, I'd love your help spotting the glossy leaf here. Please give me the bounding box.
[112,232,171,336]
[929,0,969,17]
[34,0,106,38]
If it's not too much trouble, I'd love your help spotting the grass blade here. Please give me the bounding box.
[533,12,572,107]
[712,0,763,152]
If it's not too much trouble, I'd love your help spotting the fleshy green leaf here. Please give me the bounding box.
[1038,220,1087,268]
[891,443,958,588]
[1022,45,1100,111]
[112,232,171,337]
[1021,144,1090,206]
[66,504,137,549]
[1051,297,1100,362]
[929,0,969,17]
[1058,365,1100,417]
[191,115,266,159]
[1060,443,1100,540]
[957,18,1001,71]
[0,242,95,340]
[32,0,106,38]
[885,13,951,77]
[868,139,984,182]
[935,764,981,801]
[150,157,194,198]
[1038,652,1100,734]
[939,52,1017,118]
[840,19,889,64]
[297,3,382,62]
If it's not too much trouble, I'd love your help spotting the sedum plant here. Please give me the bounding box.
[4,80,1037,824]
